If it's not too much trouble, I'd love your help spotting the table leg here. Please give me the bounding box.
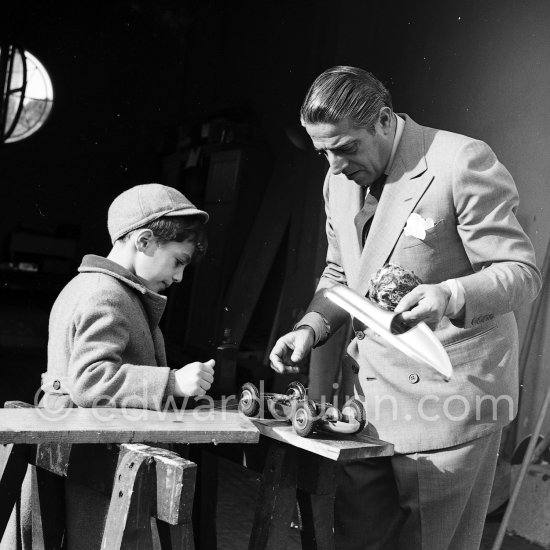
[296,490,335,550]
[156,520,195,550]
[32,465,66,550]
[297,454,338,550]
[248,440,298,550]
[190,445,218,550]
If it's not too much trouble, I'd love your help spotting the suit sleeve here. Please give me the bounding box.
[299,171,351,343]
[452,139,542,327]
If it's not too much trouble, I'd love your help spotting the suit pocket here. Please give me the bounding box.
[443,323,498,367]
[401,219,445,250]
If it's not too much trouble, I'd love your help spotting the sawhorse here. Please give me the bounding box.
[0,401,259,549]
[0,401,196,549]
[247,420,394,550]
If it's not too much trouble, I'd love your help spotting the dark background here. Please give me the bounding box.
[1,1,549,426]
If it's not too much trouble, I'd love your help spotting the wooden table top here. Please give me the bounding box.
[0,407,259,445]
[253,419,394,461]
[0,405,395,460]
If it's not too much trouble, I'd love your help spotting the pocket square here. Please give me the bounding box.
[403,212,434,240]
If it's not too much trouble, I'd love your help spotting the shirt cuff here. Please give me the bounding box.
[441,279,466,319]
[293,312,331,347]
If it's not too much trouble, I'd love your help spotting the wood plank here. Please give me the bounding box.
[35,441,72,477]
[0,443,29,538]
[150,446,196,526]
[4,399,66,549]
[253,419,394,462]
[101,445,154,550]
[0,408,259,445]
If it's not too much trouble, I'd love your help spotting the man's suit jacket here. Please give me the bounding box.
[303,114,541,454]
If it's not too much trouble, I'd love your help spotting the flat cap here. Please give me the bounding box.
[108,183,209,243]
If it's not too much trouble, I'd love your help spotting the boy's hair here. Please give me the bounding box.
[120,214,208,262]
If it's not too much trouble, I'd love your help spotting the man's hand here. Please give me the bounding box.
[174,359,215,397]
[394,283,451,330]
[269,327,315,374]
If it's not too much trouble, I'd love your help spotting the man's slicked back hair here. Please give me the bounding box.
[300,66,392,133]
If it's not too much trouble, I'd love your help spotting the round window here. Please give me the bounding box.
[1,45,54,144]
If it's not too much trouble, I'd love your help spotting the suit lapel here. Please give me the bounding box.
[356,115,434,295]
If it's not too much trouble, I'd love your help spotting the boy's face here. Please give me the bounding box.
[135,237,195,293]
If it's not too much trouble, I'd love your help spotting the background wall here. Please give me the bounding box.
[0,0,549,442]
[0,1,196,256]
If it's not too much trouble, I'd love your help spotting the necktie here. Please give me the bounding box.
[354,174,387,248]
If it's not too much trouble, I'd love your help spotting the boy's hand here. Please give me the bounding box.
[269,327,315,374]
[174,359,215,397]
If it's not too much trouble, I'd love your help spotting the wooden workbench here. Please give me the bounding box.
[1,405,393,549]
[0,405,259,550]
[0,406,259,445]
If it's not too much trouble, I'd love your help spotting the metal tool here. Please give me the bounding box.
[324,285,453,380]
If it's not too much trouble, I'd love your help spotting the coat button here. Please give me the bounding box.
[408,373,419,384]
[351,364,359,374]
[53,380,61,390]
[356,331,365,340]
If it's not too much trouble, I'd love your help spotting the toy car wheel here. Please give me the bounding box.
[292,399,318,437]
[238,383,260,417]
[286,381,307,400]
[341,398,367,433]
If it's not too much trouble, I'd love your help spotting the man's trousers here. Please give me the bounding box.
[334,430,501,550]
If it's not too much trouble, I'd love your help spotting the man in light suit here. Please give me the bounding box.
[270,66,542,549]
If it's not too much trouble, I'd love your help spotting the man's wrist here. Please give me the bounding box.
[439,279,466,319]
[438,281,452,301]
[293,312,331,346]
[294,325,315,341]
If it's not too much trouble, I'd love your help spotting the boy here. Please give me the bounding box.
[41,182,215,410]
[3,184,215,550]
[2,184,216,550]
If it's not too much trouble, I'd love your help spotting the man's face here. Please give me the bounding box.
[305,109,394,187]
[135,237,195,293]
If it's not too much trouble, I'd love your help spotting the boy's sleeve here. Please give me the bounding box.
[164,369,178,398]
[68,291,172,410]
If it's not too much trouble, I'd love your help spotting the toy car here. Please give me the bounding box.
[238,381,367,438]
